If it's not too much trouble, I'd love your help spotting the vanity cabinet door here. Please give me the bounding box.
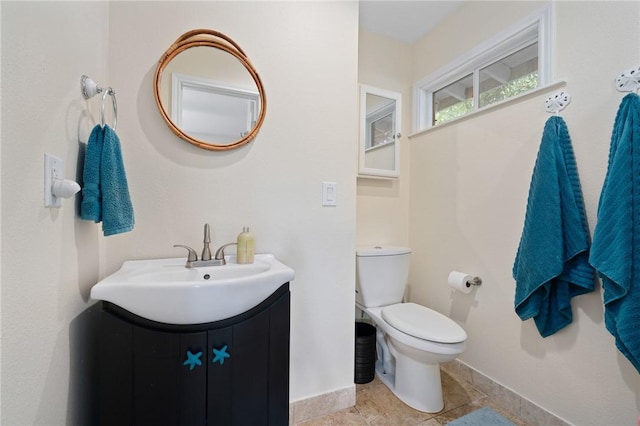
[132,328,207,425]
[208,308,270,425]
[268,289,290,424]
[99,308,133,425]
[179,333,208,425]
[132,327,181,424]
[206,289,290,426]
[98,309,208,426]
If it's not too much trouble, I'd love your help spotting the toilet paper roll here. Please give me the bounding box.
[448,271,473,294]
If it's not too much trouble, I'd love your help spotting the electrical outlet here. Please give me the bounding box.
[44,153,63,208]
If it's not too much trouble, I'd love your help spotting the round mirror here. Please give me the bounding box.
[154,29,267,151]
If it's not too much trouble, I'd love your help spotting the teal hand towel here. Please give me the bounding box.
[80,124,134,236]
[80,125,103,221]
[513,116,595,337]
[589,93,640,372]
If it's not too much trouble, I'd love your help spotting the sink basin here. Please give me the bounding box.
[90,254,294,324]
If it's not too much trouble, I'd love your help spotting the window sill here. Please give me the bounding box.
[408,80,567,139]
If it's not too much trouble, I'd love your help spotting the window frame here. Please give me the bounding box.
[412,4,553,132]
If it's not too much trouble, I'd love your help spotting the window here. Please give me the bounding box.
[433,74,473,126]
[478,43,539,109]
[414,5,552,131]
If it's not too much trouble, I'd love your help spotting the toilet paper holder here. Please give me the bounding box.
[466,276,482,288]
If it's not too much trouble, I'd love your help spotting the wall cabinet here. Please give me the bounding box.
[358,84,402,178]
[95,283,290,425]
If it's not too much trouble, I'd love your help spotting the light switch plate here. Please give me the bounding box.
[44,153,63,208]
[322,182,337,206]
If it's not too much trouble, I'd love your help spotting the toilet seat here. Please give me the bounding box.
[381,303,467,344]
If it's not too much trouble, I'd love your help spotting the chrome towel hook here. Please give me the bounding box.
[545,91,571,115]
[81,75,118,130]
[615,66,640,93]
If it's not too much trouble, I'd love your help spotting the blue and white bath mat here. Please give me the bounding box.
[447,406,515,426]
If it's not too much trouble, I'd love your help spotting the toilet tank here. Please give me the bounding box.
[356,246,411,308]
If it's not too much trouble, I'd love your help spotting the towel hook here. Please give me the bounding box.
[545,91,571,115]
[81,75,118,130]
[615,66,640,93]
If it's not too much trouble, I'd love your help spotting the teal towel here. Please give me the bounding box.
[80,124,134,236]
[513,116,595,337]
[80,125,103,221]
[589,93,640,372]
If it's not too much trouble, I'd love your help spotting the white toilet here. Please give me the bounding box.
[355,246,467,413]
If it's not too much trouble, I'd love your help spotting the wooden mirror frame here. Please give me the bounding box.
[154,29,267,151]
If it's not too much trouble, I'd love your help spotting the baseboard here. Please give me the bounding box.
[288,385,356,424]
[442,360,571,426]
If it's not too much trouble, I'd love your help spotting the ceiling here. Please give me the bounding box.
[359,1,464,43]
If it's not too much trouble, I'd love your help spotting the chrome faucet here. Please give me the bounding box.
[202,223,212,261]
[173,223,226,268]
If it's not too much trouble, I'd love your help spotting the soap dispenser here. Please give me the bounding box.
[236,227,255,264]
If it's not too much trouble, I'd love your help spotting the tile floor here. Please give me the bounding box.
[295,367,528,426]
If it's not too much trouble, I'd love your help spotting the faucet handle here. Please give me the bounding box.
[214,242,237,264]
[173,244,198,262]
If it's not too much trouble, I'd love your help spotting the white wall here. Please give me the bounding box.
[1,2,110,424]
[1,2,358,424]
[408,2,640,425]
[356,29,412,248]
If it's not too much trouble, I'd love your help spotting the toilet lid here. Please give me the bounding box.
[381,303,467,343]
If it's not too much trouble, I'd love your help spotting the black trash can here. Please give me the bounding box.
[354,322,376,384]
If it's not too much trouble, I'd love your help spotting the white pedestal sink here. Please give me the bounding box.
[90,254,294,324]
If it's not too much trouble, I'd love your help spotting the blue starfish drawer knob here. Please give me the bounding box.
[183,350,203,371]
[212,345,230,365]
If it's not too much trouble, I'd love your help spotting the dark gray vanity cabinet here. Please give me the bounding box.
[95,283,290,426]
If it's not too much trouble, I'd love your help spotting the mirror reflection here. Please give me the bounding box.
[153,29,266,151]
[160,47,260,144]
[359,85,401,178]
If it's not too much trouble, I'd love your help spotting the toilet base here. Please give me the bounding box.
[359,304,463,414]
[374,357,444,413]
